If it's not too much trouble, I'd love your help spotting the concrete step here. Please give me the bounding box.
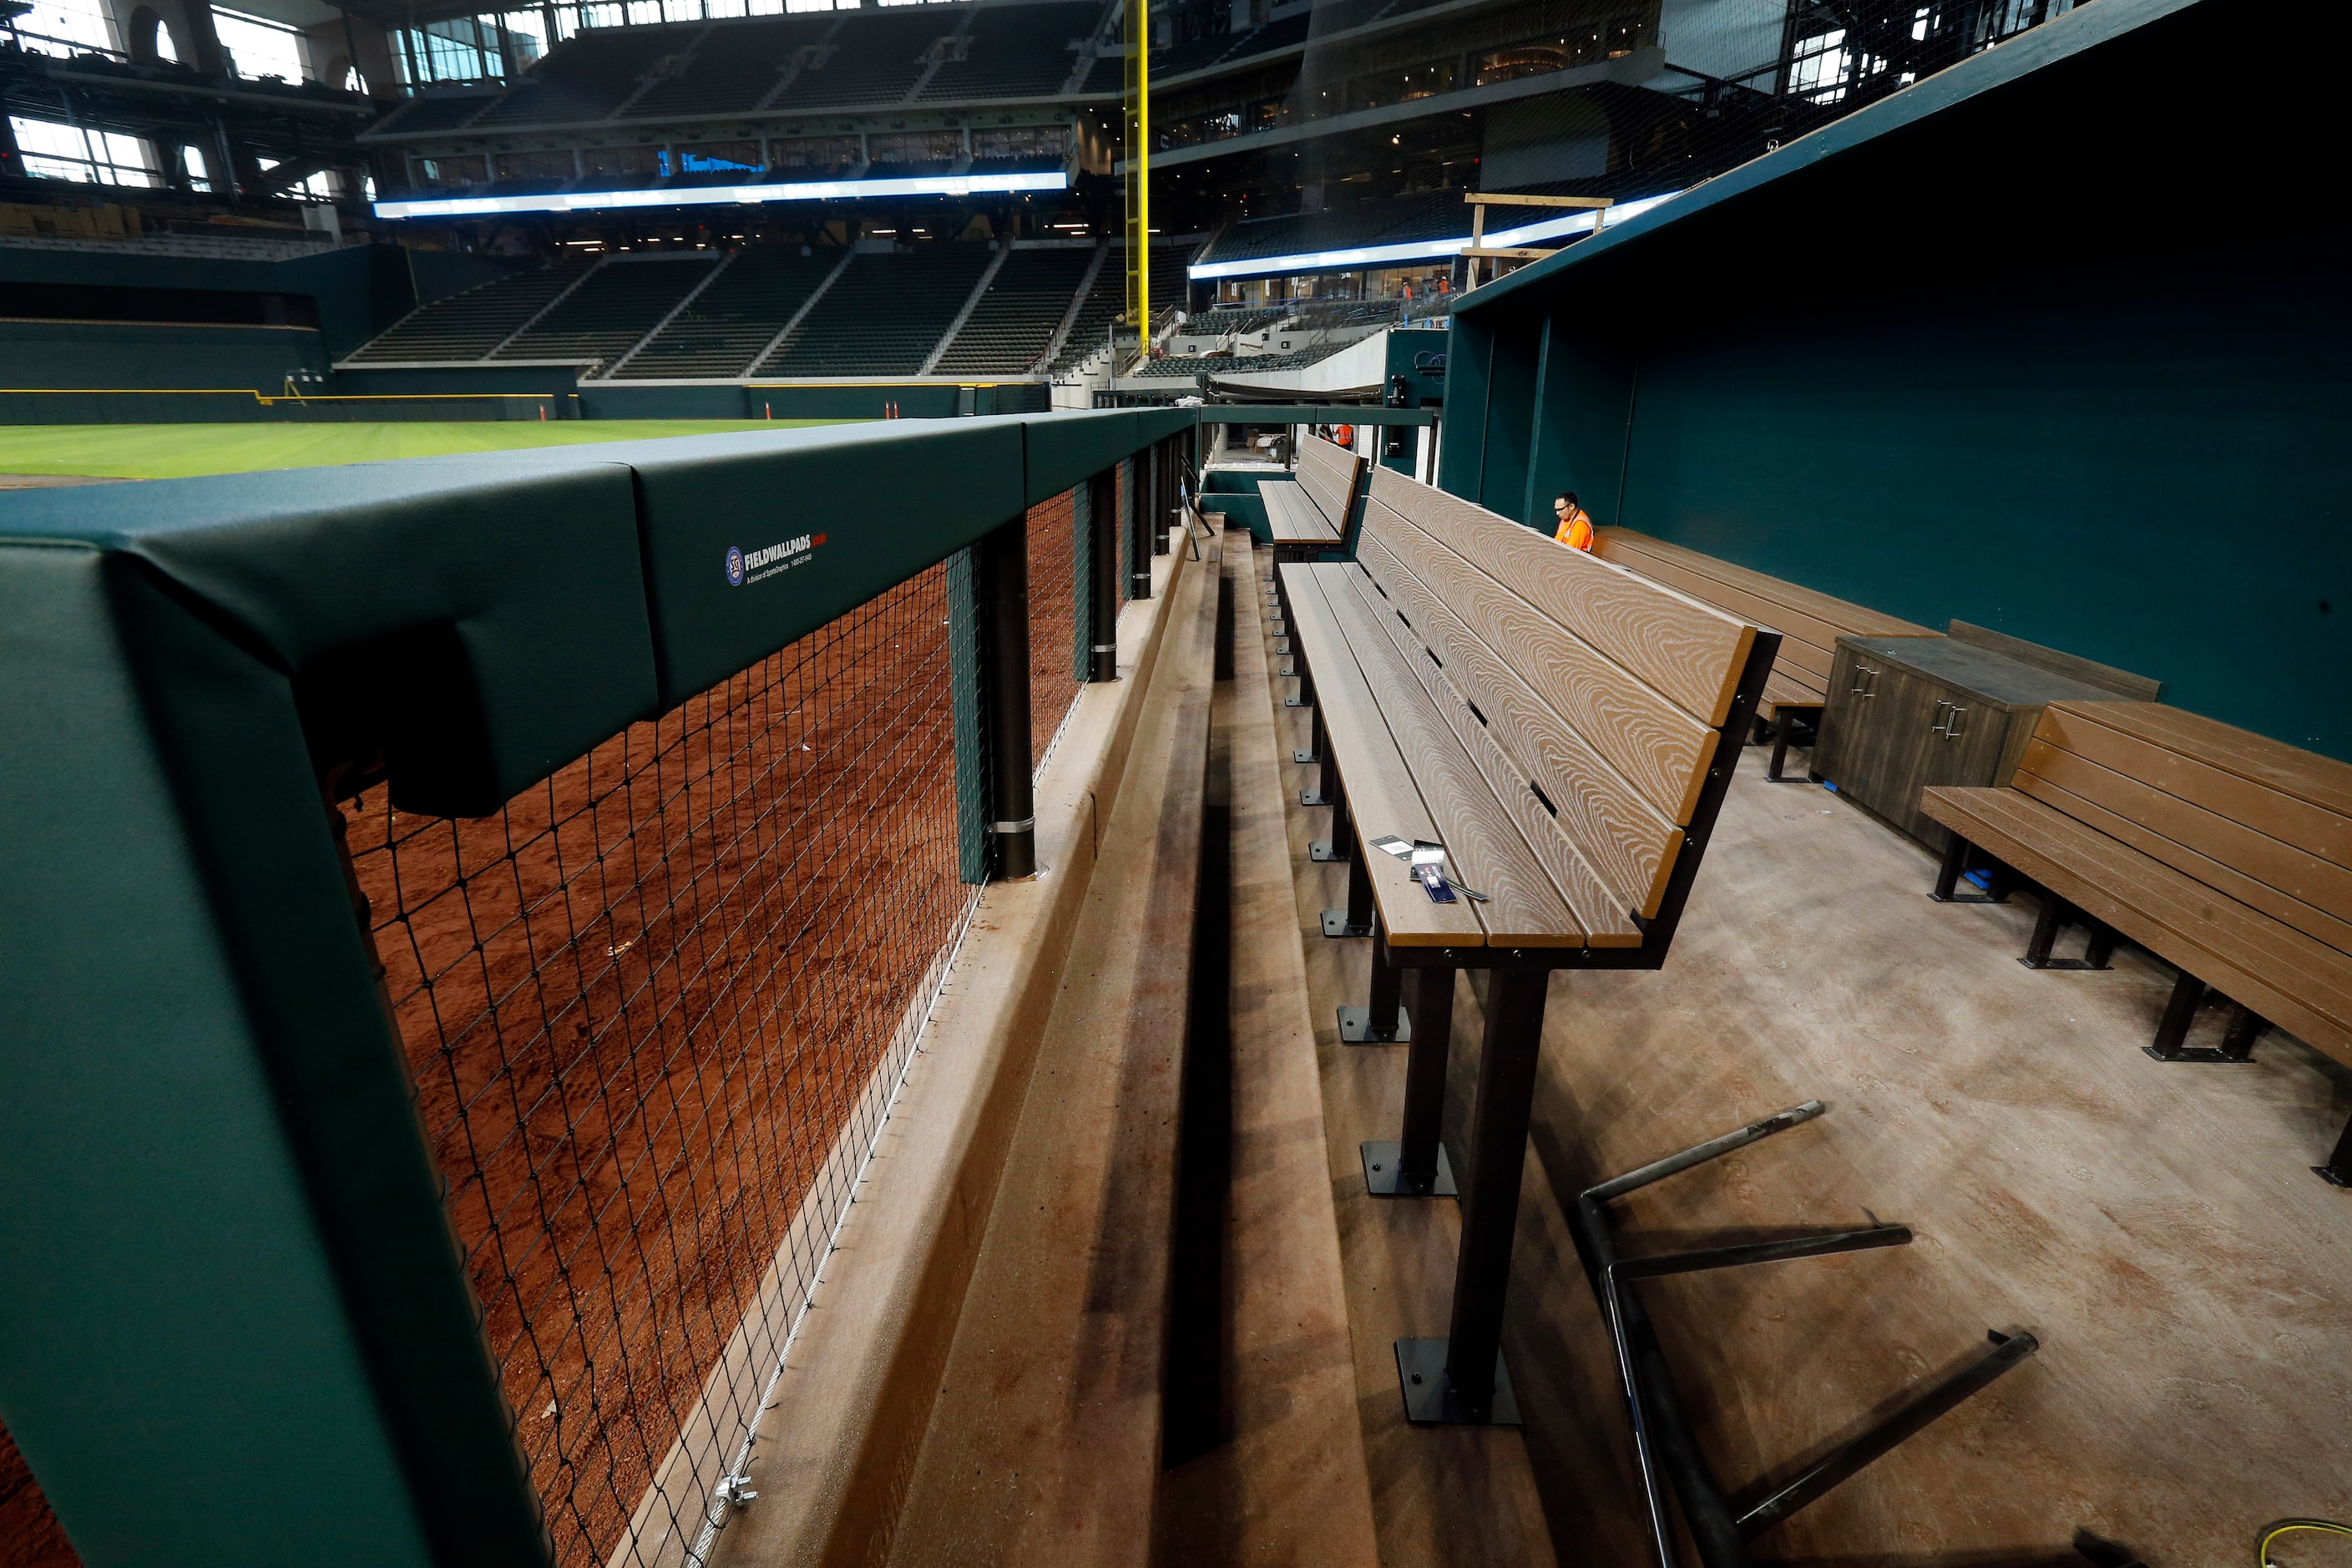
[1154,532,1382,1565]
[885,529,1222,1567]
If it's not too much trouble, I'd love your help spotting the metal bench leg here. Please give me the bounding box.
[1341,928,1413,1044]
[1757,706,1820,784]
[2143,974,2264,1065]
[2020,895,2111,970]
[1309,768,1349,862]
[2218,1003,2268,1061]
[1323,842,1375,938]
[1397,969,1549,1426]
[1286,666,1313,709]
[1930,835,2008,903]
[2140,969,2218,1061]
[2315,1109,2352,1188]
[1295,705,1323,766]
[1366,966,1457,1196]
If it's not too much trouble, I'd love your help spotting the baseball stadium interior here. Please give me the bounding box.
[3,0,2349,1565]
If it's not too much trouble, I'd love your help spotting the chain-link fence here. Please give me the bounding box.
[342,561,978,1568]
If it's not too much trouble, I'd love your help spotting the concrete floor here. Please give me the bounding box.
[1252,551,2352,1565]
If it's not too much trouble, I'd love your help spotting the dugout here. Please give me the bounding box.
[1436,0,2349,765]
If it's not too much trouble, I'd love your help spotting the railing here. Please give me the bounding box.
[0,410,1197,1568]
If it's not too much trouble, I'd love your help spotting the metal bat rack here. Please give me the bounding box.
[1570,1100,2041,1568]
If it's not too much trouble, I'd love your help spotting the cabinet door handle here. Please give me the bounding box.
[1930,699,1953,735]
[1852,664,1878,697]
[1945,705,1968,741]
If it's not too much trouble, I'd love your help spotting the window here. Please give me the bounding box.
[415,152,490,187]
[1786,26,1849,100]
[212,6,308,80]
[8,117,157,185]
[4,0,120,55]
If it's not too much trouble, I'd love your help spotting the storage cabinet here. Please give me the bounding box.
[1813,634,2148,853]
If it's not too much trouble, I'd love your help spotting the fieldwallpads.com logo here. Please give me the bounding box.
[725,532,826,587]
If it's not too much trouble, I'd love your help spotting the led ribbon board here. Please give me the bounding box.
[1184,193,1677,282]
[374,169,1069,220]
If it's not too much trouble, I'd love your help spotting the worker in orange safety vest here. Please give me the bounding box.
[1552,491,1595,553]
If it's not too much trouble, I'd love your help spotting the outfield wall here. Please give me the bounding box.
[0,319,331,396]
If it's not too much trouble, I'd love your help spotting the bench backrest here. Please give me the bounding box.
[1594,526,1931,705]
[1355,466,1763,927]
[1295,432,1365,531]
[2014,701,2352,961]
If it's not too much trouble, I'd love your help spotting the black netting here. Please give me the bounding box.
[1027,488,1084,771]
[344,563,976,1568]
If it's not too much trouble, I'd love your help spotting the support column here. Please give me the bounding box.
[1087,468,1118,680]
[1129,450,1152,599]
[977,513,1036,879]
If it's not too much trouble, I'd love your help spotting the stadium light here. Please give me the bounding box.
[1184,193,1677,282]
[373,169,1069,220]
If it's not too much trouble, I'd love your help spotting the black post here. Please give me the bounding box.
[1310,769,1351,864]
[1340,928,1409,1044]
[1323,842,1374,938]
[1088,468,1119,681]
[1398,967,1549,1424]
[1367,964,1457,1196]
[1152,436,1171,555]
[1130,448,1153,599]
[1395,967,1454,1186]
[978,515,1036,879]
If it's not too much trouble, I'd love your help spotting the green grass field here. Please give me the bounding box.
[0,420,848,481]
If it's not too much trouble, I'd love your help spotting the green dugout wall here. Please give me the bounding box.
[1439,0,2352,762]
[0,406,1196,1567]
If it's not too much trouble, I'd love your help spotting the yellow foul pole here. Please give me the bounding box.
[1124,0,1149,362]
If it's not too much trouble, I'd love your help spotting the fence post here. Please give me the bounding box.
[1128,451,1152,599]
[948,546,991,883]
[976,513,1036,880]
[1087,468,1119,681]
[1151,437,1171,557]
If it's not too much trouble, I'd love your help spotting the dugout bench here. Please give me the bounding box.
[1922,700,2352,1185]
[1595,526,1935,782]
[1273,468,2037,1563]
[1260,431,1367,559]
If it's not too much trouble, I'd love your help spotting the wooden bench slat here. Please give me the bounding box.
[1596,527,1935,640]
[1280,569,1488,947]
[1367,472,1753,726]
[2036,706,2352,874]
[1762,670,1827,715]
[2013,766,2352,958]
[1922,787,2352,1056]
[1329,566,1641,945]
[2016,738,2352,933]
[1591,539,1845,682]
[1261,481,1342,544]
[1358,529,1683,912]
[1363,502,1716,825]
[2056,701,2352,822]
[1308,564,1585,947]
